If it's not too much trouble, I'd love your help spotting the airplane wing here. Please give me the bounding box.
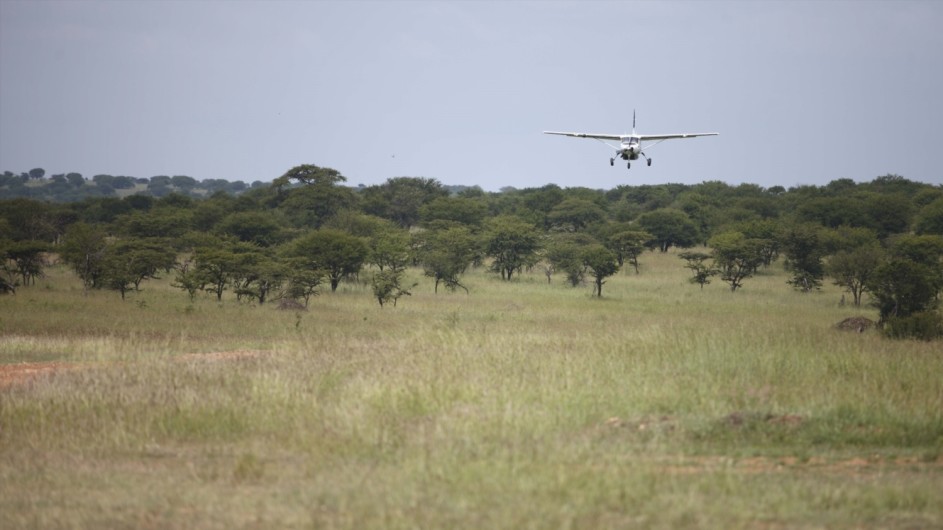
[639,132,719,141]
[543,131,622,141]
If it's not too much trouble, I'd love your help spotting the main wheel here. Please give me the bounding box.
[627,162,631,169]
[610,158,614,166]
[647,159,652,167]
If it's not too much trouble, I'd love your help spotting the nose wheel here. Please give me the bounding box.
[624,155,652,170]
[612,151,652,169]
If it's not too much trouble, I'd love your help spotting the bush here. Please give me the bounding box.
[883,311,943,341]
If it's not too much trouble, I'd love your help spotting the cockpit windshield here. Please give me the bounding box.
[622,137,639,145]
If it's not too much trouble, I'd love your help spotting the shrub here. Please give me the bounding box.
[883,311,943,341]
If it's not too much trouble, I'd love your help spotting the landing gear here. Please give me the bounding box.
[627,162,631,169]
[647,158,652,167]
[610,158,614,166]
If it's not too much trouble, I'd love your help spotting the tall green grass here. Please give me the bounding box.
[1,253,941,528]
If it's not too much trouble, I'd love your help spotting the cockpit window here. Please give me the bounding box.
[623,137,639,145]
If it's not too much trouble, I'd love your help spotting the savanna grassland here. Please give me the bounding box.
[2,252,942,529]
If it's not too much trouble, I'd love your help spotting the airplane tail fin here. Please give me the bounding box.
[632,110,636,134]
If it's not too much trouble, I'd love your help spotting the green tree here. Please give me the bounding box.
[864,193,913,238]
[637,209,699,252]
[0,198,56,242]
[678,250,717,289]
[543,233,588,286]
[0,237,16,294]
[709,232,764,292]
[188,241,262,301]
[416,226,478,293]
[109,238,178,291]
[867,259,941,323]
[66,173,85,187]
[116,207,194,239]
[546,198,607,232]
[273,164,346,189]
[357,220,411,272]
[371,269,416,307]
[914,197,943,235]
[172,259,202,301]
[484,216,542,280]
[170,175,198,191]
[419,196,488,228]
[582,244,620,297]
[5,240,48,286]
[233,254,287,305]
[287,229,367,292]
[216,211,286,247]
[281,264,324,308]
[274,164,356,228]
[734,218,780,266]
[826,244,884,307]
[607,230,651,274]
[99,249,138,300]
[779,223,827,292]
[59,222,109,293]
[888,234,943,267]
[362,177,448,228]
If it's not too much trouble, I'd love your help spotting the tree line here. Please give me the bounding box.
[2,165,942,339]
[1,168,262,202]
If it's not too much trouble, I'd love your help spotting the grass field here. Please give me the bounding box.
[2,251,941,529]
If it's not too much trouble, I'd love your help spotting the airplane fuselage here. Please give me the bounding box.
[619,136,641,160]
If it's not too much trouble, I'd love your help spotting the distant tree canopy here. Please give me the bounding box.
[3,167,942,335]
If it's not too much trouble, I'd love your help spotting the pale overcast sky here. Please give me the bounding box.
[1,0,941,191]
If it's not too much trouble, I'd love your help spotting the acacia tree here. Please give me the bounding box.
[371,269,416,307]
[172,259,202,301]
[582,244,620,297]
[233,254,287,305]
[367,224,411,272]
[678,250,717,289]
[287,229,367,292]
[273,164,356,228]
[709,232,764,292]
[779,223,827,292]
[546,198,607,232]
[484,216,541,280]
[59,222,109,294]
[637,209,699,252]
[416,226,478,293]
[608,230,651,274]
[191,242,256,301]
[544,232,596,287]
[0,238,16,294]
[826,244,884,306]
[281,261,324,308]
[866,235,943,338]
[867,259,941,323]
[5,240,48,286]
[99,249,138,300]
[362,177,448,228]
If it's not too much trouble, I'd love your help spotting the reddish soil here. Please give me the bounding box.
[0,361,80,389]
[0,350,265,389]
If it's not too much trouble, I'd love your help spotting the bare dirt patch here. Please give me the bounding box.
[0,350,266,389]
[0,361,80,389]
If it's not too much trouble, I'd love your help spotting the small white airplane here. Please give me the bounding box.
[544,111,718,169]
